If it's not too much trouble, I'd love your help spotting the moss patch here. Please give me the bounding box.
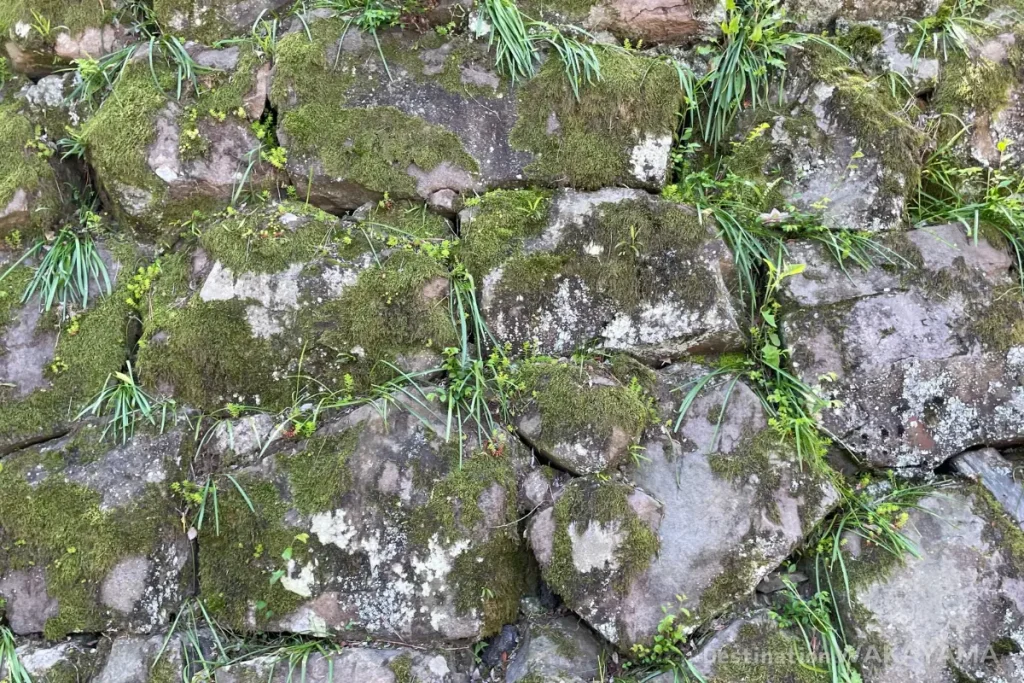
[411,446,529,635]
[510,50,680,189]
[708,622,830,683]
[199,475,307,628]
[388,653,418,683]
[0,448,175,639]
[0,102,58,239]
[933,53,1016,119]
[282,428,361,516]
[81,63,167,222]
[0,260,131,448]
[0,0,108,41]
[972,290,1024,352]
[544,478,659,603]
[514,359,652,467]
[459,189,552,279]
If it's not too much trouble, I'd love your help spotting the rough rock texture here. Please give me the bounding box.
[83,55,277,239]
[213,647,456,682]
[528,364,836,648]
[781,224,1024,468]
[513,359,651,475]
[468,188,743,360]
[505,616,605,682]
[136,200,455,412]
[0,87,63,240]
[155,0,295,43]
[757,50,926,233]
[953,448,1024,528]
[1,638,105,681]
[197,388,530,644]
[588,0,724,45]
[845,488,1024,683]
[0,425,189,639]
[2,4,122,78]
[271,24,679,214]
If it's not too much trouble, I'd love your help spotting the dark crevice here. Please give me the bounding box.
[0,427,72,458]
[512,426,578,479]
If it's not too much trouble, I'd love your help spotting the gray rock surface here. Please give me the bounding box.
[213,648,456,682]
[505,616,605,683]
[474,189,743,361]
[781,224,1024,468]
[848,489,1024,683]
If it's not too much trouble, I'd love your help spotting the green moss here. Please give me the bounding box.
[0,264,131,448]
[282,105,478,199]
[517,0,598,23]
[198,202,341,274]
[490,198,709,345]
[297,249,458,391]
[0,449,174,639]
[199,476,307,628]
[148,656,181,683]
[972,291,1024,352]
[694,551,766,626]
[0,103,57,239]
[81,64,167,219]
[934,53,1015,118]
[388,653,418,683]
[0,264,32,336]
[0,0,107,40]
[510,50,680,189]
[193,43,263,119]
[708,430,785,522]
[137,298,290,412]
[971,482,1024,576]
[708,623,830,683]
[152,0,249,43]
[515,360,651,465]
[282,428,361,516]
[459,189,552,280]
[836,24,884,60]
[544,478,660,603]
[412,446,528,635]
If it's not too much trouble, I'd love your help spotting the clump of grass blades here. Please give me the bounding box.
[907,0,994,64]
[912,123,1024,292]
[314,0,403,81]
[76,361,172,443]
[696,0,844,148]
[770,577,862,683]
[476,0,602,100]
[811,477,946,608]
[0,229,111,317]
[0,626,30,683]
[674,255,839,466]
[158,599,345,681]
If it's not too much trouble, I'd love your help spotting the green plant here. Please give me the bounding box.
[907,0,994,63]
[0,626,30,683]
[475,0,603,100]
[315,0,403,81]
[675,255,839,465]
[29,9,66,42]
[66,46,136,104]
[58,126,88,159]
[698,0,818,148]
[627,607,707,681]
[812,477,944,606]
[0,229,111,317]
[475,0,535,83]
[76,362,163,443]
[912,128,1024,291]
[770,578,862,683]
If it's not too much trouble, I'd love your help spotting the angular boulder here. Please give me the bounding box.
[198,389,530,644]
[82,53,278,240]
[270,22,680,214]
[780,224,1024,468]
[136,199,456,413]
[513,358,652,475]
[466,188,743,361]
[843,487,1024,683]
[745,48,925,233]
[505,616,606,683]
[527,364,837,647]
[0,425,190,639]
